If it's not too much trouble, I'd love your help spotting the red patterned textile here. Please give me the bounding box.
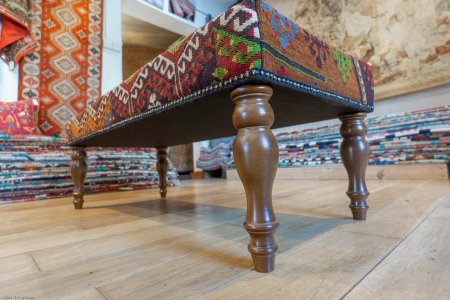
[67,0,374,143]
[257,2,373,105]
[0,99,39,135]
[0,0,37,68]
[19,0,103,138]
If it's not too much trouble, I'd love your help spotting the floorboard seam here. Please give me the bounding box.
[338,228,402,240]
[29,254,42,272]
[95,287,109,300]
[339,192,449,299]
[201,270,254,296]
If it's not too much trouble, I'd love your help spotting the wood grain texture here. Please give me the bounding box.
[156,147,169,198]
[340,113,370,220]
[0,179,448,299]
[200,230,400,300]
[0,254,39,283]
[345,193,450,300]
[231,85,279,273]
[71,147,87,209]
[227,164,449,181]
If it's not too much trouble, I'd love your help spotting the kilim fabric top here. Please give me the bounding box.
[67,0,374,143]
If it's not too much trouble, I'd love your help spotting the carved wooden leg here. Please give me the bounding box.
[339,112,370,220]
[156,147,168,198]
[231,85,279,273]
[71,147,87,209]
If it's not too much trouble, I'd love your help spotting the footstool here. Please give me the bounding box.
[68,0,374,273]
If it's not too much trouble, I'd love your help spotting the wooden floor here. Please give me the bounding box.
[0,179,449,300]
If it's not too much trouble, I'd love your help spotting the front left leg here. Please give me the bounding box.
[156,147,168,198]
[231,85,279,273]
[71,147,87,209]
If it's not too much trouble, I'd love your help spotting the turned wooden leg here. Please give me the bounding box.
[231,85,279,273]
[156,147,168,198]
[339,113,370,220]
[71,147,87,209]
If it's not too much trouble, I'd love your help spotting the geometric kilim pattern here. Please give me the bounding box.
[20,0,103,138]
[257,2,374,104]
[67,0,374,143]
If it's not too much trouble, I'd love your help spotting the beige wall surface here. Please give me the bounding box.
[122,45,163,80]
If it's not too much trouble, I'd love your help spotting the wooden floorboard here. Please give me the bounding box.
[227,164,450,180]
[0,179,448,299]
[344,193,450,300]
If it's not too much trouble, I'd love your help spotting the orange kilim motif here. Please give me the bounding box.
[19,0,103,138]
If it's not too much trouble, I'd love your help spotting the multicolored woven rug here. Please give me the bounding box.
[196,138,233,171]
[199,106,450,170]
[19,0,103,138]
[0,135,180,204]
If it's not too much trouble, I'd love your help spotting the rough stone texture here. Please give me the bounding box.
[272,0,450,99]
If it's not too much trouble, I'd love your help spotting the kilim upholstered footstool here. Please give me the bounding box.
[67,0,374,273]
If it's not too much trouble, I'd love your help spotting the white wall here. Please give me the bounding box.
[0,0,122,102]
[194,0,232,27]
[0,63,18,101]
[368,85,450,117]
[102,0,123,93]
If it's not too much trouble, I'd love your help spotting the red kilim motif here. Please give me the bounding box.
[68,0,374,143]
[19,0,103,138]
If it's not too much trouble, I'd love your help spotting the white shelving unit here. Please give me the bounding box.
[122,0,235,36]
[121,0,235,172]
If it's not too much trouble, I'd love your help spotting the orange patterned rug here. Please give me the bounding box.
[19,0,103,138]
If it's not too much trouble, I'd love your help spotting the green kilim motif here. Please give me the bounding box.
[214,27,262,67]
[213,67,228,81]
[333,48,353,84]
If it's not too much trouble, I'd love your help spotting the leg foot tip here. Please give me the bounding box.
[160,191,167,198]
[351,208,367,220]
[252,254,276,273]
[73,201,84,209]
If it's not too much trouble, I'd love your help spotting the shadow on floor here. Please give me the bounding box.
[95,196,354,259]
